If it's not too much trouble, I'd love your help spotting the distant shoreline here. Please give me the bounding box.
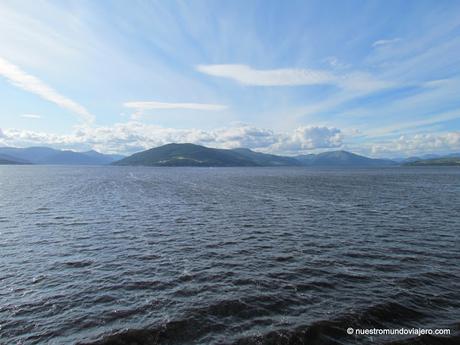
[2,144,460,167]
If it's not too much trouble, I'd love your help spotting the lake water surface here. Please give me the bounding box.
[1,166,459,344]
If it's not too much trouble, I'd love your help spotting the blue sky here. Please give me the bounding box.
[1,0,459,157]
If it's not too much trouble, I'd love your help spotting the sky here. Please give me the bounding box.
[1,0,460,157]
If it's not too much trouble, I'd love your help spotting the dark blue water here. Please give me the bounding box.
[1,166,459,345]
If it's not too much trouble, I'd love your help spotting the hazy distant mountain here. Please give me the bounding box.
[83,151,125,164]
[231,148,301,166]
[295,150,397,167]
[0,153,30,165]
[40,150,109,165]
[0,153,30,164]
[0,147,57,163]
[294,154,318,165]
[0,158,18,165]
[405,157,460,166]
[113,143,259,167]
[395,153,442,163]
[0,147,124,165]
[82,150,125,164]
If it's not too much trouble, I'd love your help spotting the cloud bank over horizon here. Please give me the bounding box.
[1,123,459,158]
[0,123,344,156]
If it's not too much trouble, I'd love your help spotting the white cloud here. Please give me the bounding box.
[197,64,335,86]
[20,114,41,119]
[0,57,94,124]
[368,131,460,156]
[372,38,401,48]
[212,126,277,149]
[197,64,392,92]
[0,123,344,155]
[271,126,343,152]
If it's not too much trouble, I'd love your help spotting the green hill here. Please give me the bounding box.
[113,144,401,167]
[112,143,259,167]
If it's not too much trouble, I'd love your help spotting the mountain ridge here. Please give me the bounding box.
[113,143,259,167]
[0,147,124,165]
[2,144,459,167]
[295,150,396,167]
[112,143,398,167]
[0,153,31,165]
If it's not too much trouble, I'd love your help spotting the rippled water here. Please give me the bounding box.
[1,166,459,345]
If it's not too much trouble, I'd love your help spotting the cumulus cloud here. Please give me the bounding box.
[197,64,392,92]
[0,57,94,124]
[369,131,460,156]
[274,126,343,152]
[0,123,344,155]
[213,126,278,149]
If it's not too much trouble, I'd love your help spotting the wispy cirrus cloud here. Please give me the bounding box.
[0,57,94,124]
[364,109,460,137]
[123,101,227,111]
[124,101,228,120]
[197,64,392,92]
[20,114,41,119]
[197,64,335,86]
[372,38,401,48]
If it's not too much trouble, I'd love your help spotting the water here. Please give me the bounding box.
[1,166,459,345]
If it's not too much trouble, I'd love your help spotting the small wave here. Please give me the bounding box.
[81,298,440,345]
[233,300,452,345]
[53,215,74,220]
[32,275,47,284]
[274,255,295,262]
[64,260,93,268]
[357,301,426,325]
[80,318,225,345]
[138,254,162,261]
